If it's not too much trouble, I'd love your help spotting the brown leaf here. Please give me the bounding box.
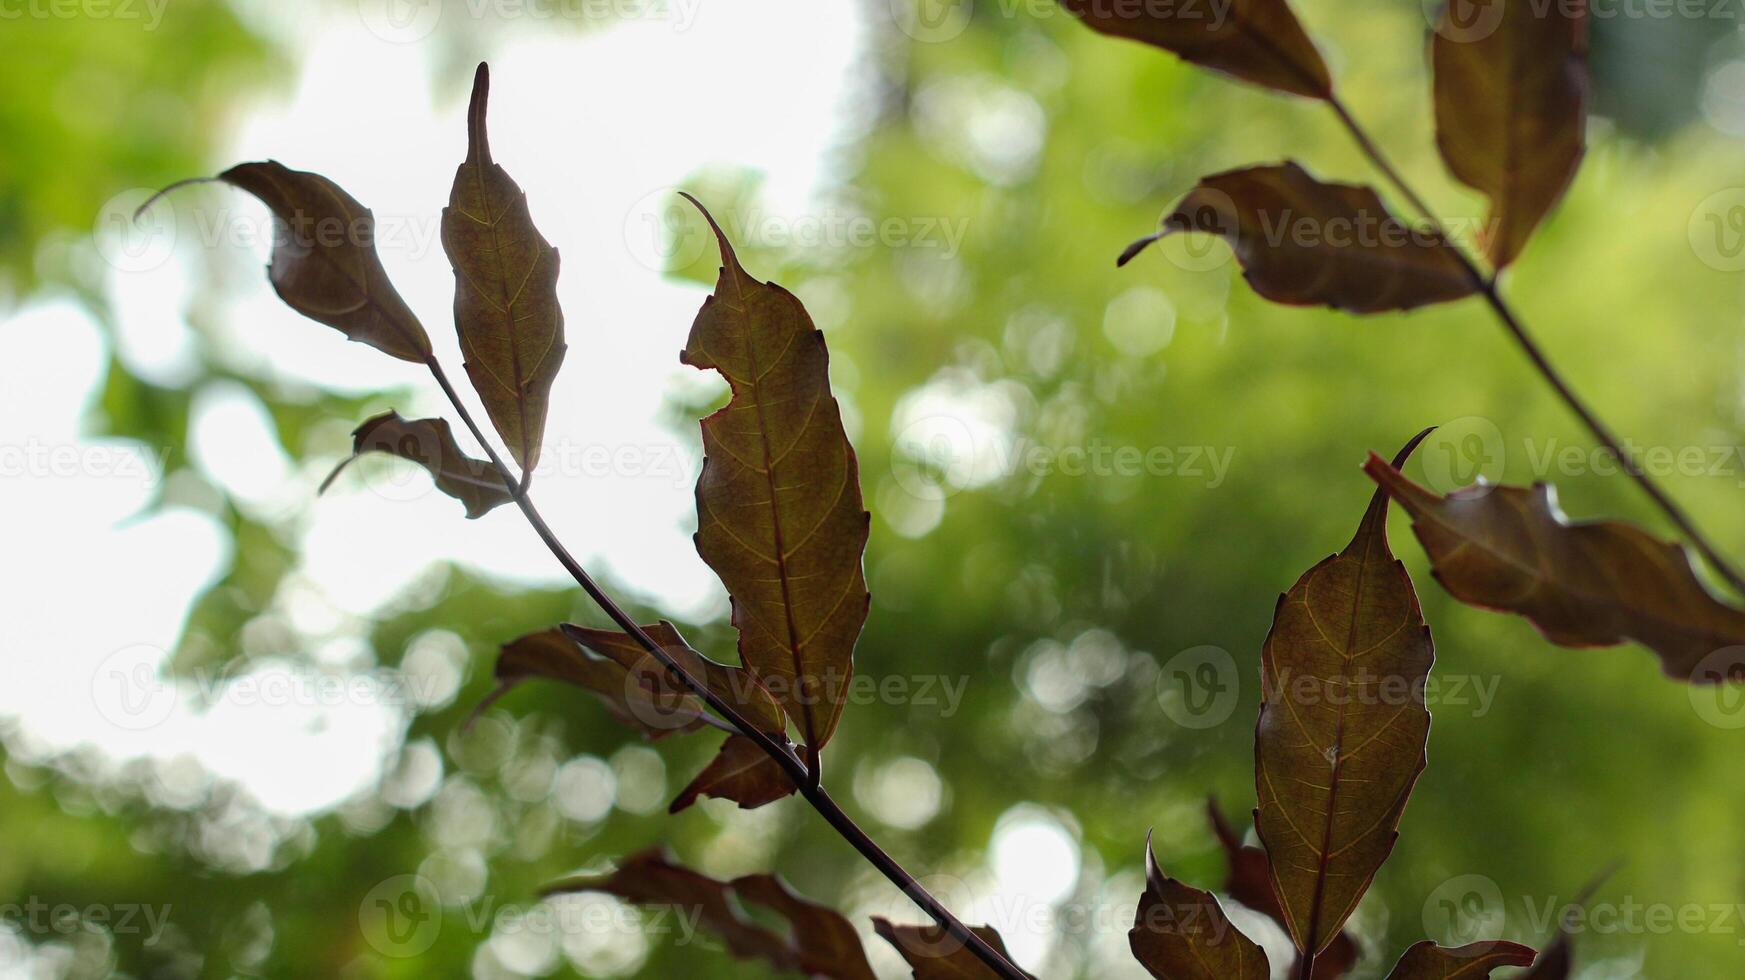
[1364,456,1745,682]
[562,622,788,734]
[1055,0,1332,99]
[442,63,566,476]
[154,161,434,362]
[670,734,799,813]
[542,850,799,972]
[1255,432,1434,960]
[1207,801,1358,978]
[481,627,712,740]
[1383,940,1537,979]
[730,874,877,980]
[320,411,513,519]
[544,851,876,979]
[872,918,1034,980]
[543,622,798,811]
[1129,834,1268,980]
[1119,163,1477,314]
[680,194,871,753]
[1432,0,1587,268]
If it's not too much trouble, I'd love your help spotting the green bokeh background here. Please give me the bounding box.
[5,0,1745,976]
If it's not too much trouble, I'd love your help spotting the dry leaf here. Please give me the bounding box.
[1207,801,1358,977]
[669,734,799,813]
[157,161,434,362]
[1120,164,1476,313]
[1056,0,1332,99]
[1255,433,1433,959]
[562,622,788,734]
[545,851,875,980]
[1130,834,1268,980]
[873,918,1033,980]
[1432,0,1588,267]
[681,194,870,753]
[1383,940,1537,979]
[1364,455,1745,682]
[480,627,712,739]
[320,411,513,519]
[544,850,799,972]
[730,874,876,980]
[442,63,566,475]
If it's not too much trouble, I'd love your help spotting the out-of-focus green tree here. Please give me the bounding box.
[5,0,1745,977]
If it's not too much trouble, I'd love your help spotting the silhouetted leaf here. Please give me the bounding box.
[562,622,788,734]
[1056,0,1332,99]
[1364,456,1745,682]
[319,411,513,518]
[1130,833,1268,980]
[1383,940,1537,979]
[670,734,799,813]
[731,874,876,980]
[872,919,1033,980]
[150,161,433,362]
[1255,432,1434,960]
[1207,801,1358,978]
[543,850,799,972]
[511,622,799,810]
[478,627,713,740]
[1432,0,1587,267]
[1120,164,1477,313]
[543,851,876,979]
[442,63,566,476]
[680,194,870,755]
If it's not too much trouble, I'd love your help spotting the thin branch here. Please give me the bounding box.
[1325,96,1745,599]
[423,357,1029,980]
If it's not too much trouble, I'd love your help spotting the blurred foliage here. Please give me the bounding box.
[5,0,1745,978]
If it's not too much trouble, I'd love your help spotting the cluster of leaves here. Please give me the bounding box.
[1129,432,1537,979]
[149,64,872,815]
[1071,0,1745,686]
[137,0,1744,972]
[146,62,1018,976]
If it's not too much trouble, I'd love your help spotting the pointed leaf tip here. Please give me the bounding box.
[1130,836,1269,980]
[466,62,492,166]
[680,209,870,753]
[442,71,565,476]
[1117,233,1161,267]
[1256,453,1433,958]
